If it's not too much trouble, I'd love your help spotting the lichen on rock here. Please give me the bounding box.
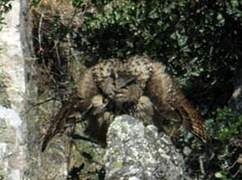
[0,69,10,108]
[0,106,26,180]
[105,115,185,180]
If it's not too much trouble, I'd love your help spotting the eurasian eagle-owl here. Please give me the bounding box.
[41,55,208,151]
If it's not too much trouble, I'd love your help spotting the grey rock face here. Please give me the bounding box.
[229,70,242,112]
[0,0,31,179]
[0,106,26,180]
[0,71,10,108]
[105,115,184,180]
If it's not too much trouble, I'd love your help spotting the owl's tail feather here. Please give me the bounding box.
[179,97,210,143]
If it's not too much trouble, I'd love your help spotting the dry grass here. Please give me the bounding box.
[32,0,75,16]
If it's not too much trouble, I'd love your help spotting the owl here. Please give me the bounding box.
[41,55,208,151]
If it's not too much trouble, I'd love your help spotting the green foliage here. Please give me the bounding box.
[204,107,242,179]
[0,0,12,30]
[177,107,242,179]
[30,0,41,6]
[75,0,242,74]
[31,1,242,178]
[206,107,242,141]
[214,171,231,180]
[71,0,242,108]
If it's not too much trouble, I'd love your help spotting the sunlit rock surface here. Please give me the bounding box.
[1,1,189,180]
[0,106,26,180]
[0,1,25,112]
[105,115,185,180]
[229,70,242,112]
[0,0,27,179]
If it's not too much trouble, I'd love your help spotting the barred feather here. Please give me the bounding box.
[147,62,209,142]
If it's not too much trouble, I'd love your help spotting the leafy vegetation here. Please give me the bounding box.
[0,0,12,30]
[207,107,242,141]
[205,108,242,179]
[0,1,11,107]
[31,0,242,179]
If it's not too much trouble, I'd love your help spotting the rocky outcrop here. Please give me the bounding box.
[0,106,26,179]
[0,0,28,179]
[105,115,185,180]
[0,1,186,179]
[229,70,242,112]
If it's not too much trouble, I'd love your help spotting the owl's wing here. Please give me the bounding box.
[41,69,99,152]
[146,62,209,142]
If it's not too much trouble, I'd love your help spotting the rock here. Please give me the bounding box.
[104,115,185,180]
[229,70,242,112]
[0,106,26,180]
[0,0,28,179]
[0,71,10,108]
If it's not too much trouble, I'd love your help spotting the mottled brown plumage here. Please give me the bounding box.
[76,69,99,100]
[146,62,208,142]
[131,96,154,125]
[91,56,153,98]
[42,55,208,151]
[42,69,98,151]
